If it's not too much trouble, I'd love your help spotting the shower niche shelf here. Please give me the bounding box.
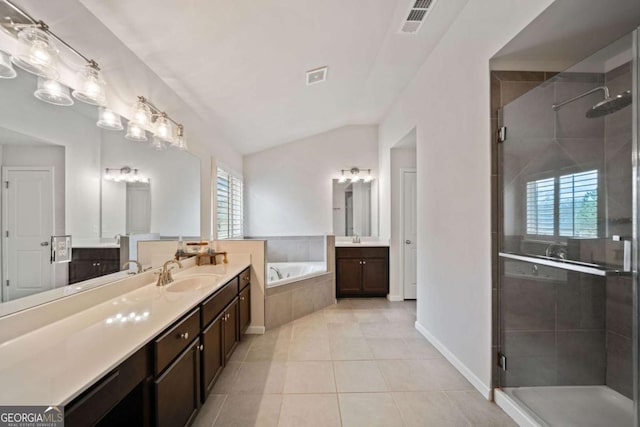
[499,252,627,277]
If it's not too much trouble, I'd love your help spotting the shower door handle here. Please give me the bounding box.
[405,240,412,244]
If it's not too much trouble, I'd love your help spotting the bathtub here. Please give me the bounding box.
[267,261,327,288]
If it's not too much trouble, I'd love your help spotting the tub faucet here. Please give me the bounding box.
[270,266,283,280]
[121,260,142,274]
[156,259,183,286]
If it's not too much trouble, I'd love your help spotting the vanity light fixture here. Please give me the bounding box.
[0,50,17,79]
[96,107,123,131]
[132,96,185,150]
[104,166,149,183]
[33,77,73,106]
[2,0,107,105]
[338,167,374,183]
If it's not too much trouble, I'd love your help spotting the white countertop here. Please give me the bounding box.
[0,261,249,406]
[335,241,390,247]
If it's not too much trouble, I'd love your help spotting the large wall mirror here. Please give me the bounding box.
[0,69,200,309]
[332,180,372,237]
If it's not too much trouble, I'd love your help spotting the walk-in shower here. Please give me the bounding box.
[496,30,639,426]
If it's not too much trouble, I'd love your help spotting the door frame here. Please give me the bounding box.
[1,166,56,302]
[400,168,417,300]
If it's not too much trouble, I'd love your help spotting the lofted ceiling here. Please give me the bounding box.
[77,0,468,154]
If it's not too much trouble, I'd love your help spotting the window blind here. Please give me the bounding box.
[217,167,243,239]
[526,177,555,236]
[559,170,598,238]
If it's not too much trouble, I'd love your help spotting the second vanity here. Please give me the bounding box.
[0,259,252,427]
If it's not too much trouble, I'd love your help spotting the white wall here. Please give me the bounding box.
[377,0,555,396]
[244,125,378,236]
[389,147,416,301]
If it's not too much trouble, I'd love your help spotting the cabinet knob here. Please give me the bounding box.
[240,296,245,301]
[179,332,189,340]
[363,261,366,265]
[199,344,204,351]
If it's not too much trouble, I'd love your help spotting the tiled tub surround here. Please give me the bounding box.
[253,235,327,263]
[267,261,327,287]
[266,236,336,329]
[0,258,250,405]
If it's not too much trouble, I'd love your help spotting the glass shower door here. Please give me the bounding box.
[498,31,637,427]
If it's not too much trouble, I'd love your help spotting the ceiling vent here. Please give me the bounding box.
[306,66,328,85]
[400,0,436,34]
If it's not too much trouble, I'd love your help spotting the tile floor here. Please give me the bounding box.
[193,298,517,427]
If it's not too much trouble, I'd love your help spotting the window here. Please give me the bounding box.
[217,167,243,239]
[526,170,598,238]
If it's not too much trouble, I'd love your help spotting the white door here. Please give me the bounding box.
[402,170,417,300]
[2,167,54,302]
[126,183,151,234]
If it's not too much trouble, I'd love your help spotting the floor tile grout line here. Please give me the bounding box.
[209,394,228,427]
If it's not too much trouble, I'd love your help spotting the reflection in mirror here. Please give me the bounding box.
[332,180,371,236]
[0,61,200,308]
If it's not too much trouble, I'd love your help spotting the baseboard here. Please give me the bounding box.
[245,325,265,334]
[414,321,492,400]
[387,294,403,302]
[494,389,540,427]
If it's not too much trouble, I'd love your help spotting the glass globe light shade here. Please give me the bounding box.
[12,27,59,79]
[0,51,17,79]
[131,100,152,126]
[154,115,174,143]
[125,121,147,141]
[151,136,166,151]
[72,63,106,105]
[97,107,123,131]
[34,77,73,106]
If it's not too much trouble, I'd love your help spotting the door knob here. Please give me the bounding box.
[41,241,49,246]
[405,240,412,244]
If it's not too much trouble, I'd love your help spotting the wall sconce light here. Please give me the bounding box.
[97,107,123,131]
[104,166,149,183]
[338,167,373,183]
[125,121,147,142]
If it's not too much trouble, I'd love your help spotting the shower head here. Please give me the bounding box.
[586,90,632,118]
[552,86,632,118]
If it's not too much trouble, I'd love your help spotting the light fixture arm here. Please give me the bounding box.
[137,96,183,129]
[3,0,100,69]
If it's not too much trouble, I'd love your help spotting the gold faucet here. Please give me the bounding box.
[156,259,183,286]
[121,260,142,274]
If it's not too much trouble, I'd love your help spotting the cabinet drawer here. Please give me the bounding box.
[336,247,388,259]
[202,278,239,327]
[239,267,251,291]
[154,308,200,375]
[65,345,150,427]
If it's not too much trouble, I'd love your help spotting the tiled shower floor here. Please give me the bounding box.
[193,298,516,427]
[503,385,633,427]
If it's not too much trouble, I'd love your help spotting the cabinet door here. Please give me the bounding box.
[336,258,362,296]
[223,298,239,362]
[239,286,251,338]
[155,339,200,427]
[362,258,389,295]
[201,313,224,401]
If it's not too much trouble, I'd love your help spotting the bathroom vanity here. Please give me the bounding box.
[335,245,389,297]
[0,261,252,427]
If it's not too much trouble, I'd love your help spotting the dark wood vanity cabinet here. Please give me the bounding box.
[336,247,389,297]
[69,247,120,284]
[65,346,152,427]
[154,339,201,427]
[238,267,251,338]
[66,268,252,427]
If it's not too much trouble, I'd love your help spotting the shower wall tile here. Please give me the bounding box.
[502,83,555,140]
[556,273,605,330]
[502,356,557,387]
[500,81,544,107]
[556,330,606,385]
[502,331,555,357]
[500,276,556,331]
[263,236,326,263]
[606,276,633,338]
[606,332,633,399]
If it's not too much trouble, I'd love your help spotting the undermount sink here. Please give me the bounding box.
[165,275,221,293]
